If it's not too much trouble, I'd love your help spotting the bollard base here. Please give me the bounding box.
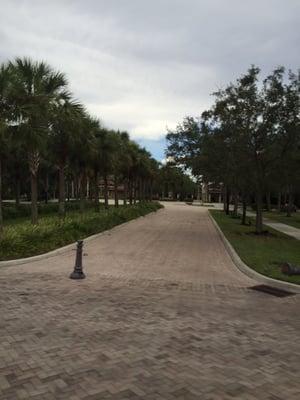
[69,271,86,279]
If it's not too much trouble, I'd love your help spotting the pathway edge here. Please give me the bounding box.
[0,208,164,268]
[209,211,300,294]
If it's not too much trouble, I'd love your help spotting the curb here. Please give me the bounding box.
[0,207,164,268]
[209,212,300,294]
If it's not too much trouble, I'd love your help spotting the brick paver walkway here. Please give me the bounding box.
[0,203,299,399]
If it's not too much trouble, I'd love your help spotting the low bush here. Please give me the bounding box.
[0,202,163,261]
[2,200,96,220]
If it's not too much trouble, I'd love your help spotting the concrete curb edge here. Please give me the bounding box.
[209,211,300,294]
[0,207,164,268]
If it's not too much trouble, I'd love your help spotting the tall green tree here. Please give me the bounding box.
[0,64,12,236]
[49,98,84,217]
[10,58,68,224]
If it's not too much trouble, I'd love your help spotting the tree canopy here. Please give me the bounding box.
[166,66,300,233]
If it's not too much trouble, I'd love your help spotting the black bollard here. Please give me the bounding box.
[70,240,86,279]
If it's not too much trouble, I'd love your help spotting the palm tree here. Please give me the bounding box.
[0,63,12,236]
[49,98,84,217]
[69,113,95,213]
[93,128,119,209]
[9,57,68,224]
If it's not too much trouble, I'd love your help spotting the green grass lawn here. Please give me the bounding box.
[210,210,300,285]
[263,211,300,230]
[0,202,163,261]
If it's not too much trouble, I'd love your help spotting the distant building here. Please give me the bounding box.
[201,182,223,203]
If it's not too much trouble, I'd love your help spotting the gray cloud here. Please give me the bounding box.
[0,0,299,144]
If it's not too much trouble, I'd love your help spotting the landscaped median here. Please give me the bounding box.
[0,202,163,261]
[210,210,300,286]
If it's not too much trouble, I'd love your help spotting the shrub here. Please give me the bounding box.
[0,202,163,261]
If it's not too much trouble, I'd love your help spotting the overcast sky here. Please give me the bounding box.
[1,0,299,160]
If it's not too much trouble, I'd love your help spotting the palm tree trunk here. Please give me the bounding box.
[58,166,65,217]
[150,181,153,202]
[94,170,100,212]
[123,179,127,205]
[144,181,147,201]
[138,179,142,202]
[30,172,38,224]
[133,181,137,204]
[104,174,109,209]
[79,173,86,213]
[114,176,119,207]
[129,179,133,205]
[0,159,3,238]
[28,151,39,225]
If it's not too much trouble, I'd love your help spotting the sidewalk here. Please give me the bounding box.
[211,203,300,240]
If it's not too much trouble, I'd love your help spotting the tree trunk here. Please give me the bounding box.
[44,173,49,204]
[138,179,142,202]
[133,181,137,204]
[114,176,119,207]
[129,180,133,205]
[52,178,57,201]
[67,179,70,202]
[223,186,227,212]
[123,179,127,205]
[15,175,21,208]
[266,191,271,212]
[241,194,247,225]
[255,190,263,234]
[58,166,66,217]
[287,186,293,217]
[75,178,79,201]
[233,190,239,217]
[143,180,147,201]
[283,189,287,205]
[94,170,100,212]
[104,174,109,209]
[0,159,3,238]
[79,173,86,213]
[28,151,39,225]
[30,172,38,224]
[225,188,230,215]
[277,191,281,212]
[150,181,153,202]
[71,180,75,199]
[86,177,89,199]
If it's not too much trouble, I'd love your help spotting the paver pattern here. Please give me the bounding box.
[0,203,299,399]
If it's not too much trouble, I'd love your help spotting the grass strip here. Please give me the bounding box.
[210,209,300,285]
